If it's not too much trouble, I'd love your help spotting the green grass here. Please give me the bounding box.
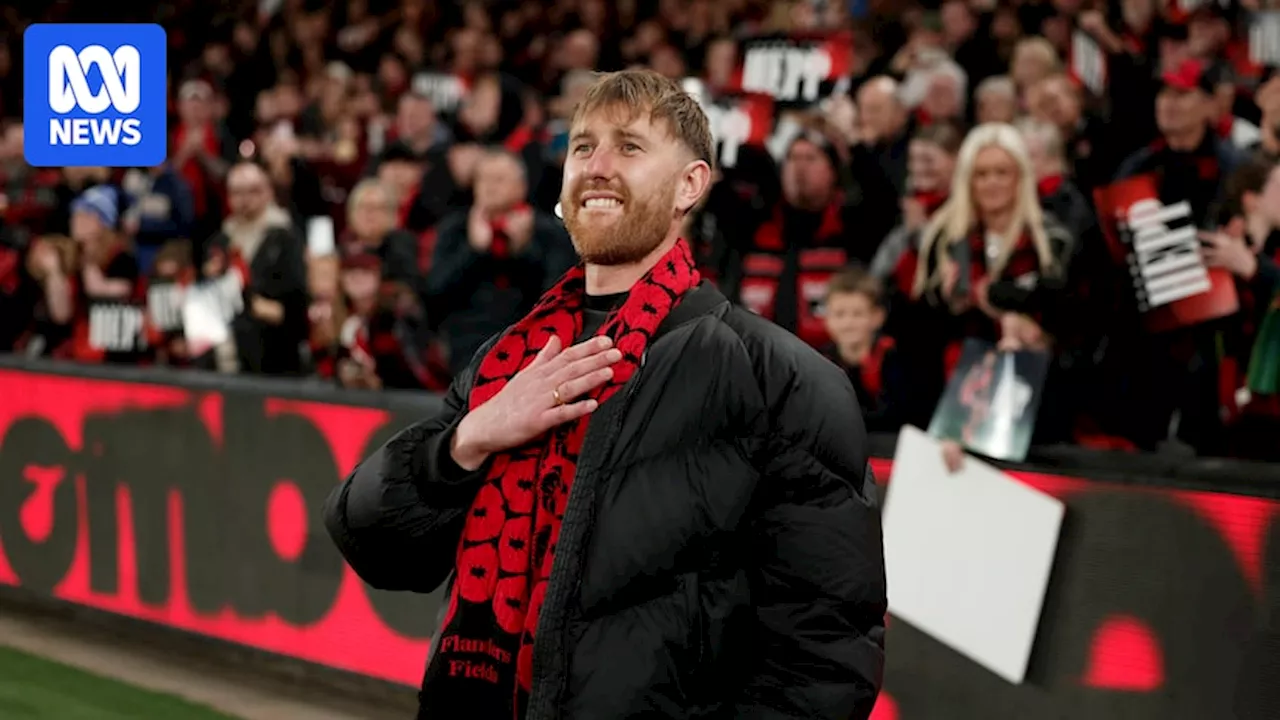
[0,644,239,719]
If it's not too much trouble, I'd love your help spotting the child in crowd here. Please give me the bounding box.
[821,267,905,433]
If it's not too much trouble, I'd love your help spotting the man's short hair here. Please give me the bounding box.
[826,266,885,307]
[348,178,393,212]
[1222,156,1277,220]
[477,148,528,182]
[912,120,965,155]
[400,90,432,106]
[976,75,1017,101]
[1014,117,1065,161]
[1014,37,1061,71]
[561,69,597,96]
[572,69,715,169]
[228,160,268,186]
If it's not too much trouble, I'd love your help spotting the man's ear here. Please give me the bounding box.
[676,160,713,215]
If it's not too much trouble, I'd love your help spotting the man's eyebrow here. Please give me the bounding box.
[569,128,648,144]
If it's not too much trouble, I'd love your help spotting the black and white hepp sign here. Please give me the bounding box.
[740,42,836,104]
[147,283,185,332]
[685,82,750,169]
[1250,12,1280,67]
[705,104,752,168]
[1071,30,1106,95]
[89,303,147,352]
[1119,199,1210,310]
[411,72,467,114]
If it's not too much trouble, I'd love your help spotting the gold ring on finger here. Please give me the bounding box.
[553,387,564,406]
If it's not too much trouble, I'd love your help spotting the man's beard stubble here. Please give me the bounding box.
[563,178,676,266]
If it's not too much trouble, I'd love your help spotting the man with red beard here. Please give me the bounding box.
[325,69,886,720]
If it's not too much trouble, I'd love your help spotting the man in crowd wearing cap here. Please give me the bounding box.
[325,68,885,719]
[1115,58,1244,227]
[1104,58,1245,455]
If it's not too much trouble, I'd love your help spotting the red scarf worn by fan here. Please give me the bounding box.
[421,239,700,718]
[173,124,221,218]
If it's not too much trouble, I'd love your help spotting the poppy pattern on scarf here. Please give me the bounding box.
[420,239,700,718]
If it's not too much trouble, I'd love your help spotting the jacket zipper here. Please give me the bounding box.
[529,351,647,718]
[575,349,646,599]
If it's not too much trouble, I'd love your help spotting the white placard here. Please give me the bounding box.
[182,284,232,353]
[1071,30,1106,96]
[306,216,337,258]
[1250,12,1280,67]
[882,425,1065,684]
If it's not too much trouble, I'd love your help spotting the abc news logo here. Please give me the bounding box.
[48,44,143,147]
[23,24,166,167]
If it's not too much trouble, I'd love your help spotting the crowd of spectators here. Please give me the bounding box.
[0,0,1278,461]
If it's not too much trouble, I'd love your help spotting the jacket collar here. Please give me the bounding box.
[654,281,730,342]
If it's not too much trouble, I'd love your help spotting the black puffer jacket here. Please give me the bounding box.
[323,283,887,719]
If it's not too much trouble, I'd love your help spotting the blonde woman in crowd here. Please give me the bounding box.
[889,122,1075,431]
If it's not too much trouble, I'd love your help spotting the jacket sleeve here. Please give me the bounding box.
[262,229,311,342]
[323,353,491,592]
[735,335,887,719]
[986,216,1076,336]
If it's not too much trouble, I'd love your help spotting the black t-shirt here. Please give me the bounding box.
[578,291,627,341]
[83,250,144,363]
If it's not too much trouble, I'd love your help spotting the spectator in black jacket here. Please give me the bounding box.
[1017,118,1096,248]
[427,149,575,374]
[362,90,450,177]
[849,75,911,245]
[325,68,885,720]
[894,122,1075,429]
[1106,58,1245,453]
[200,162,309,375]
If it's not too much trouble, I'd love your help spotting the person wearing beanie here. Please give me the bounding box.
[30,184,147,363]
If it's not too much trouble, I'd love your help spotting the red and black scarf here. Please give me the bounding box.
[422,239,700,718]
[172,123,222,218]
[741,196,848,348]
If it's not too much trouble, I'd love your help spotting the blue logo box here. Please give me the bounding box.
[24,24,168,167]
